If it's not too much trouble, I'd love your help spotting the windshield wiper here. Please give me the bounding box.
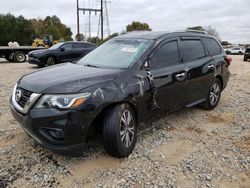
[84,64,100,68]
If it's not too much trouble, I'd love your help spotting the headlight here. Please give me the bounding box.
[35,93,91,109]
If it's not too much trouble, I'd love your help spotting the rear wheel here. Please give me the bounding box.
[201,78,222,110]
[102,103,137,158]
[46,57,56,66]
[5,53,14,62]
[14,51,26,63]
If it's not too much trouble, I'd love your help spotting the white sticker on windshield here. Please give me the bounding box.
[121,47,137,53]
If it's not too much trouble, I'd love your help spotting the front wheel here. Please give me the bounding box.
[46,57,56,66]
[102,104,137,158]
[201,78,222,110]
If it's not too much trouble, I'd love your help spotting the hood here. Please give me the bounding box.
[29,49,48,56]
[18,63,122,94]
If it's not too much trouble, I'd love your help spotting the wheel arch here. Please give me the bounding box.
[215,75,223,89]
[86,101,139,138]
[45,55,58,64]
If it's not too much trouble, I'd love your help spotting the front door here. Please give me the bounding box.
[58,43,74,62]
[145,39,187,114]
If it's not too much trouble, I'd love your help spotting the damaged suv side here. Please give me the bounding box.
[10,31,230,157]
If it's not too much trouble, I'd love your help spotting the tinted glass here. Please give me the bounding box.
[49,42,64,50]
[204,38,221,56]
[181,40,205,62]
[150,41,179,70]
[78,39,153,69]
[73,43,92,49]
[246,48,250,53]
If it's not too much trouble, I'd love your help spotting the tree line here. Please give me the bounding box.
[0,13,73,46]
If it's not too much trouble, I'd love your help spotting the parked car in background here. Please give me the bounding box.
[10,31,231,158]
[244,47,250,61]
[224,48,230,54]
[28,42,96,67]
[226,47,244,55]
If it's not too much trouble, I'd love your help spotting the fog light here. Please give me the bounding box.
[48,129,64,139]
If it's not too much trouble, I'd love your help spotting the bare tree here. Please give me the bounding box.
[204,25,221,41]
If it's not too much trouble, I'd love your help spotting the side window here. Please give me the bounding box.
[61,43,72,50]
[73,43,89,49]
[181,40,206,62]
[150,41,180,70]
[203,38,222,56]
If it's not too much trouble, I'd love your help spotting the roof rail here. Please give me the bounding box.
[184,29,208,34]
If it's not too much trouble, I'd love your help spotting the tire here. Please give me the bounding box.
[14,51,27,63]
[201,78,222,110]
[243,57,247,61]
[5,54,14,62]
[46,56,56,66]
[102,103,137,158]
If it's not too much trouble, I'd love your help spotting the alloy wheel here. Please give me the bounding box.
[209,82,220,106]
[120,110,135,148]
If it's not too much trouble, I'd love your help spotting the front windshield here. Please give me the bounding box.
[49,42,64,50]
[77,39,153,69]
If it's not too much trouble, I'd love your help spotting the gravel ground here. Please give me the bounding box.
[0,56,249,188]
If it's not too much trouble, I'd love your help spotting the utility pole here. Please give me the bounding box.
[77,0,105,40]
[100,0,103,40]
[77,0,80,34]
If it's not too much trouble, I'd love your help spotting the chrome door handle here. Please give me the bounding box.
[208,64,215,69]
[176,73,185,77]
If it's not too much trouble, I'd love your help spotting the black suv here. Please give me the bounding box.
[10,31,230,157]
[28,41,96,67]
[244,47,250,61]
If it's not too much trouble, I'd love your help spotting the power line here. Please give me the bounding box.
[76,0,110,40]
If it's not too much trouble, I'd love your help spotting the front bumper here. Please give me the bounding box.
[28,56,44,66]
[10,100,96,153]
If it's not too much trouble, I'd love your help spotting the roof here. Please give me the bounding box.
[116,31,170,40]
[116,31,213,40]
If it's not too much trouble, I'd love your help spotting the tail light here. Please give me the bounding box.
[225,56,232,66]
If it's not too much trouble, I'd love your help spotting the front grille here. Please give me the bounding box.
[16,87,33,108]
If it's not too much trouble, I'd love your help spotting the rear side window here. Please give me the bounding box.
[73,43,92,49]
[150,41,180,70]
[204,38,222,56]
[181,40,206,62]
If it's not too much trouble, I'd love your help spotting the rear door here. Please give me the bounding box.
[146,38,187,113]
[72,43,93,59]
[203,37,228,89]
[180,38,215,105]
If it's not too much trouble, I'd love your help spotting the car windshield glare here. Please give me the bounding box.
[77,39,153,69]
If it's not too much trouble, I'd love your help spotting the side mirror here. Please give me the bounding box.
[60,47,65,52]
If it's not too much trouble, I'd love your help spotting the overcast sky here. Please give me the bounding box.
[1,0,250,43]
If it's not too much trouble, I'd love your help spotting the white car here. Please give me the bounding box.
[227,47,244,55]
